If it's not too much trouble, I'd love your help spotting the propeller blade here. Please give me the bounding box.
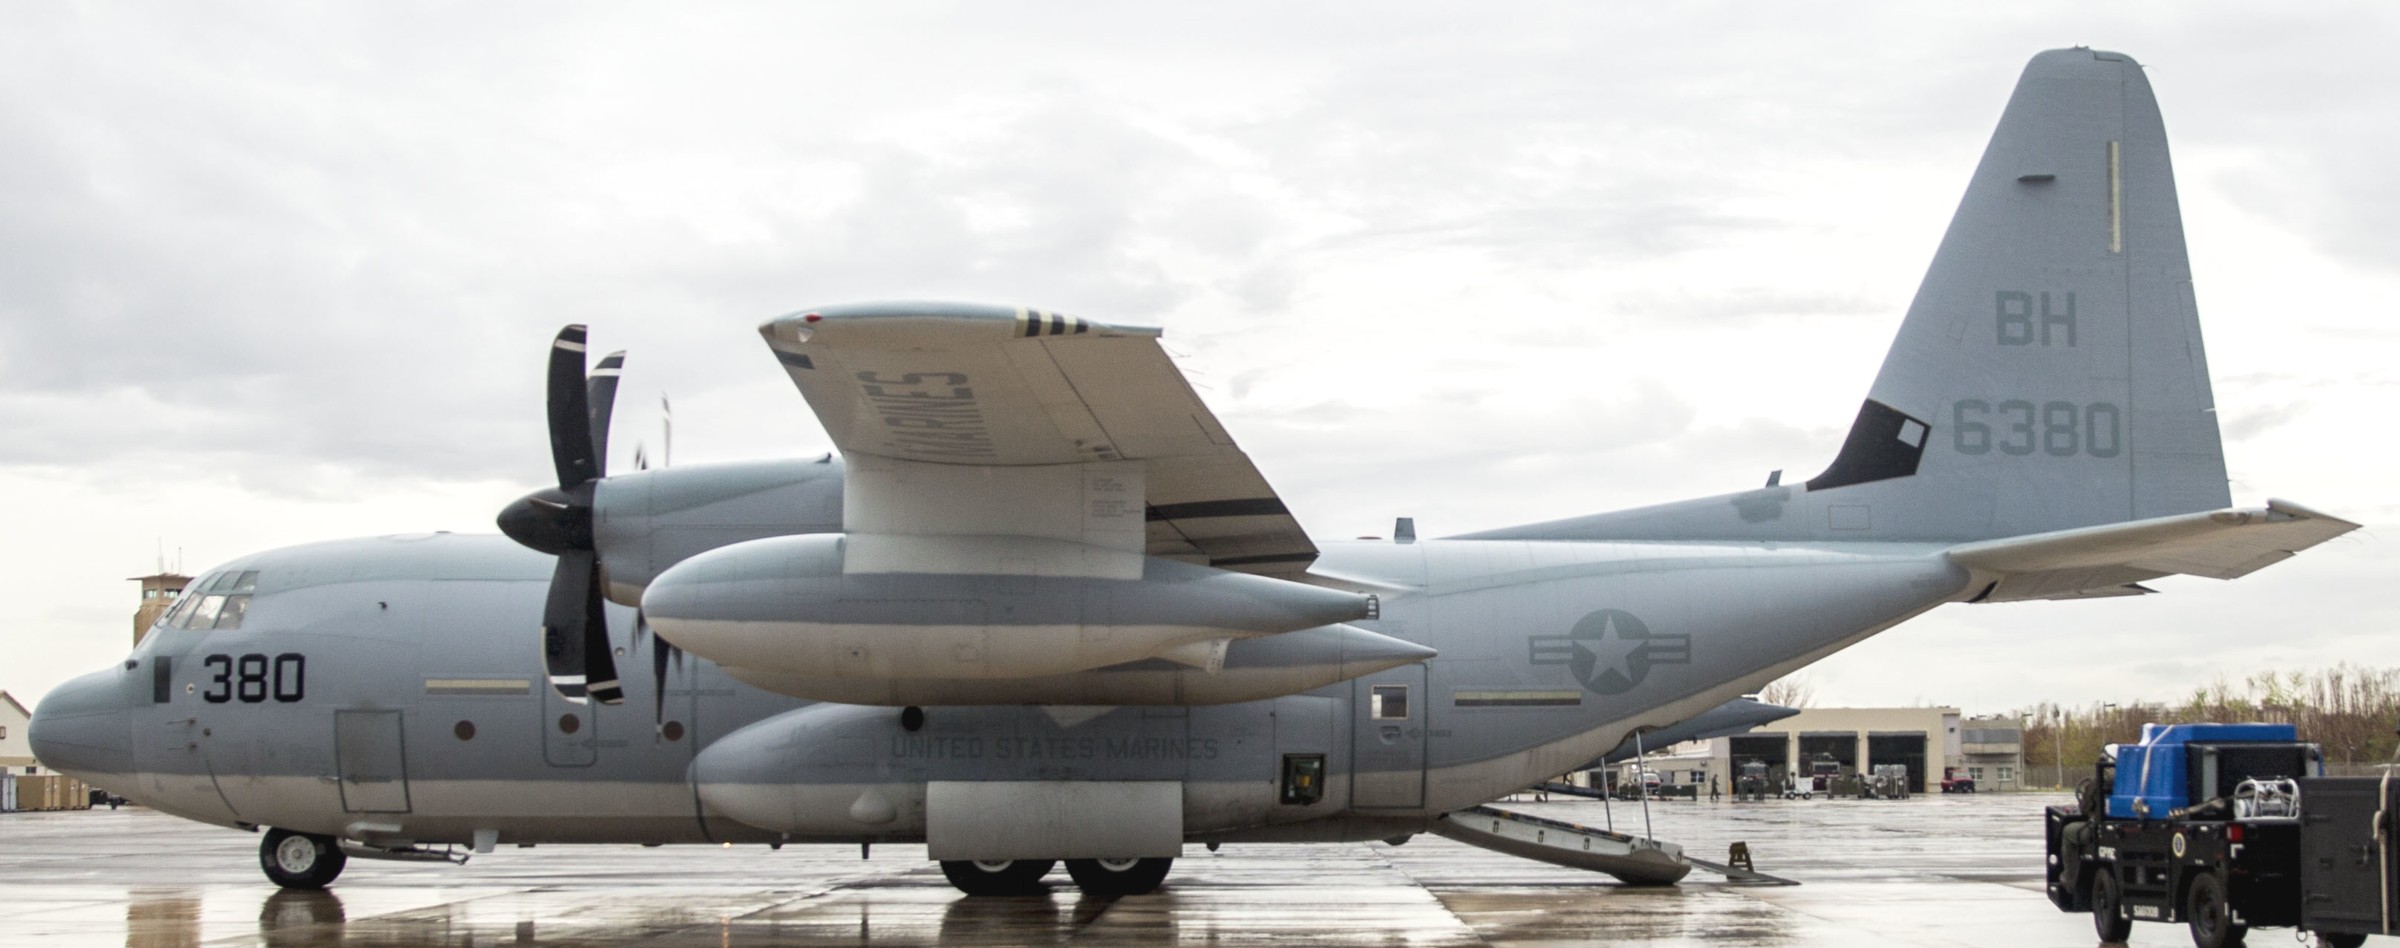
[587,350,625,480]
[541,549,594,702]
[583,552,624,706]
[547,325,597,489]
[647,611,671,724]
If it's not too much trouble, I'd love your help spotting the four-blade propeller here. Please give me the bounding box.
[498,325,627,705]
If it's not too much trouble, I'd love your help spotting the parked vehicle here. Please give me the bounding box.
[1940,767,1977,794]
[2044,722,2396,948]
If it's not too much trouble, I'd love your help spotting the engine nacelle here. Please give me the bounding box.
[590,458,846,606]
[642,533,1377,685]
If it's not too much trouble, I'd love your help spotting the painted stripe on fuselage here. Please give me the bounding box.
[1453,690,1583,708]
[424,678,532,695]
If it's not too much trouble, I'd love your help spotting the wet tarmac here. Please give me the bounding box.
[1,792,2224,945]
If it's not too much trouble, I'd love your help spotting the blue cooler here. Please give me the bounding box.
[2105,722,2304,819]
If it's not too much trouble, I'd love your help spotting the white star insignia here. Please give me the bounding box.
[1572,613,1642,685]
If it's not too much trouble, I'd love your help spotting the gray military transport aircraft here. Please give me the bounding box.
[30,48,2358,898]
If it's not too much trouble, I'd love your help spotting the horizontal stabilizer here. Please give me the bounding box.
[1947,500,2357,602]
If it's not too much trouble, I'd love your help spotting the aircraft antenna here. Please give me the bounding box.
[661,393,673,468]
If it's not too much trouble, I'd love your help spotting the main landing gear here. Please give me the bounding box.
[1063,857,1173,896]
[939,859,1056,896]
[938,857,1175,897]
[260,828,348,889]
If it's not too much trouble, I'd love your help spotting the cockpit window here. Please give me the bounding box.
[187,595,225,628]
[158,588,203,628]
[158,570,261,631]
[213,594,249,629]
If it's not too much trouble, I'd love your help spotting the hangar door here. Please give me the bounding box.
[1868,732,1928,792]
[1728,735,1789,776]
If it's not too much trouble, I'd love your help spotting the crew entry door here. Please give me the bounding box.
[334,709,412,813]
[1350,665,1426,809]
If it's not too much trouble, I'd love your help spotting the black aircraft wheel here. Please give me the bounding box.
[1064,857,1172,897]
[2089,869,2132,943]
[2185,872,2247,948]
[259,828,348,890]
[2315,933,2367,948]
[939,858,1055,896]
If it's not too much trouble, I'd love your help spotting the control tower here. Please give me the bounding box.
[129,572,191,648]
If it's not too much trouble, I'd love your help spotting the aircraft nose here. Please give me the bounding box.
[27,668,136,783]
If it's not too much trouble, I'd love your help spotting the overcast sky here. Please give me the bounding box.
[5,3,2393,716]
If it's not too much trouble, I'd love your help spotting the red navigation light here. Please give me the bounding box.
[803,313,823,323]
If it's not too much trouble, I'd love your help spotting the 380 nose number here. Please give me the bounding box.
[200,653,305,704]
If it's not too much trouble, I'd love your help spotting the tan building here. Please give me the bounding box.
[2,691,92,812]
[1645,706,1964,795]
[1958,716,2025,791]
[0,691,38,775]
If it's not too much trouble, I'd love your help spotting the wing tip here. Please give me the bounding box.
[2263,497,2362,532]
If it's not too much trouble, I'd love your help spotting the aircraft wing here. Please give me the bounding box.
[758,302,1317,576]
[1945,499,2358,602]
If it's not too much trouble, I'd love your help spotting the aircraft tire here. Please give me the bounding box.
[259,828,347,890]
[939,859,1055,896]
[2090,869,2132,943]
[1064,857,1172,897]
[2315,933,2367,948]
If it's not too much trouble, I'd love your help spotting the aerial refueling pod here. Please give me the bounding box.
[642,533,1386,695]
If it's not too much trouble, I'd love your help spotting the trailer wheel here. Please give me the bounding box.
[2090,869,2132,943]
[2185,872,2246,948]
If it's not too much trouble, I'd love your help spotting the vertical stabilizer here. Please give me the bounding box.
[1472,49,2231,544]
[1810,47,2228,537]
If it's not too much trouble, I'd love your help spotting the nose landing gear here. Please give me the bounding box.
[260,828,347,889]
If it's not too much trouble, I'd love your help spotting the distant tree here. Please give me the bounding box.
[1760,673,1815,709]
[2017,664,2399,784]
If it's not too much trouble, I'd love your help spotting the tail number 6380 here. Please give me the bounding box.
[1952,400,2121,458]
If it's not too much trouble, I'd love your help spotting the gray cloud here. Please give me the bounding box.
[2221,401,2310,442]
[2,2,2391,710]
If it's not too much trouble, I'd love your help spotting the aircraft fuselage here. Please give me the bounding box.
[35,531,1963,851]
